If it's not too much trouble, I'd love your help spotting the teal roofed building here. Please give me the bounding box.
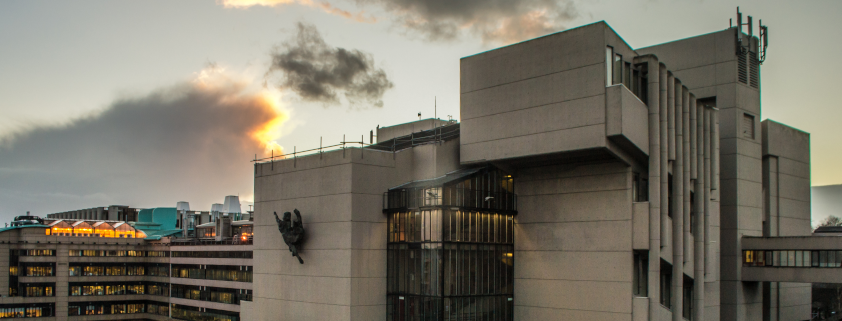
[133,207,181,240]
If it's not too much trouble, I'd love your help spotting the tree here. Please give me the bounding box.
[814,215,842,318]
[814,215,842,232]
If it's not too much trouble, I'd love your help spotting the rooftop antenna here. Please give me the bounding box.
[434,96,437,120]
[759,20,769,64]
[748,15,753,37]
[735,7,748,55]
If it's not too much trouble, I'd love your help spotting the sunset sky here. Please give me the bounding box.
[0,0,839,222]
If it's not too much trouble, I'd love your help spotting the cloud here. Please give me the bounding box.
[267,22,393,107]
[363,0,578,44]
[0,68,288,219]
[218,0,578,44]
[220,0,376,23]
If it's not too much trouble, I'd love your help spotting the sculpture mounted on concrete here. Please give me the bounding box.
[275,209,305,264]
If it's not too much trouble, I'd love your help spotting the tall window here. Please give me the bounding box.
[633,173,648,202]
[633,251,648,296]
[660,260,672,308]
[683,276,693,319]
[606,47,614,86]
[386,166,516,321]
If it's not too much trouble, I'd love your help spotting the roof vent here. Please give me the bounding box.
[222,196,241,214]
[176,201,190,212]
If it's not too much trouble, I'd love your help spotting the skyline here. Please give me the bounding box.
[0,0,839,223]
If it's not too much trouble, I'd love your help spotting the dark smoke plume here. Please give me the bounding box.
[268,22,393,107]
[0,73,285,220]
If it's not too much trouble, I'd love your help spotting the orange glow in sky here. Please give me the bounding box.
[193,66,289,157]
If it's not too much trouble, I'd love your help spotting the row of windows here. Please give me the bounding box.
[0,304,53,318]
[605,46,648,101]
[69,250,168,257]
[9,265,55,277]
[656,259,695,320]
[69,264,168,277]
[388,211,515,244]
[387,244,514,297]
[68,282,169,297]
[171,304,239,321]
[68,301,163,316]
[171,251,252,258]
[387,295,513,321]
[172,265,253,283]
[743,250,842,267]
[9,250,54,257]
[171,284,252,305]
[385,187,518,212]
[21,284,53,297]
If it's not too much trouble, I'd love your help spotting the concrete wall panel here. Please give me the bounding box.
[517,190,631,223]
[516,305,631,321]
[460,22,604,94]
[515,278,632,313]
[516,251,630,282]
[517,220,631,252]
[462,95,604,145]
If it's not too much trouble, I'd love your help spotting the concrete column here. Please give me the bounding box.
[668,73,676,162]
[682,86,692,268]
[703,108,712,280]
[692,98,705,321]
[672,78,684,321]
[659,64,669,251]
[690,94,697,180]
[712,109,720,191]
[641,56,662,321]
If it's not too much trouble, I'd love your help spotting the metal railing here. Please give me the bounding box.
[252,135,375,164]
[251,123,460,165]
[384,187,517,212]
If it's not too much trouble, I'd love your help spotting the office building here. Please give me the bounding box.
[250,12,822,321]
[0,197,253,320]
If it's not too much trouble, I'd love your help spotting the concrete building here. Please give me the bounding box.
[0,199,254,320]
[47,206,139,222]
[251,13,824,321]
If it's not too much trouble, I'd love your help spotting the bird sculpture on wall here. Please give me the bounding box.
[275,209,305,264]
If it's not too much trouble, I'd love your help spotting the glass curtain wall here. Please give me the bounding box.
[386,166,516,321]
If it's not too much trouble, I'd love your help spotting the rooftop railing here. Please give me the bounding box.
[252,123,460,165]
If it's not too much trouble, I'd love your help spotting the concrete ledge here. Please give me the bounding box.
[742,266,842,283]
[742,235,842,250]
[606,85,649,157]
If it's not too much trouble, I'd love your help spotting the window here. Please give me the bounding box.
[614,53,623,85]
[689,191,698,233]
[667,174,674,218]
[743,113,755,139]
[386,166,516,321]
[660,260,672,308]
[633,173,648,202]
[606,47,614,86]
[633,251,648,296]
[683,276,694,320]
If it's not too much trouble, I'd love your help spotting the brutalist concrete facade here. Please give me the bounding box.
[251,21,812,321]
